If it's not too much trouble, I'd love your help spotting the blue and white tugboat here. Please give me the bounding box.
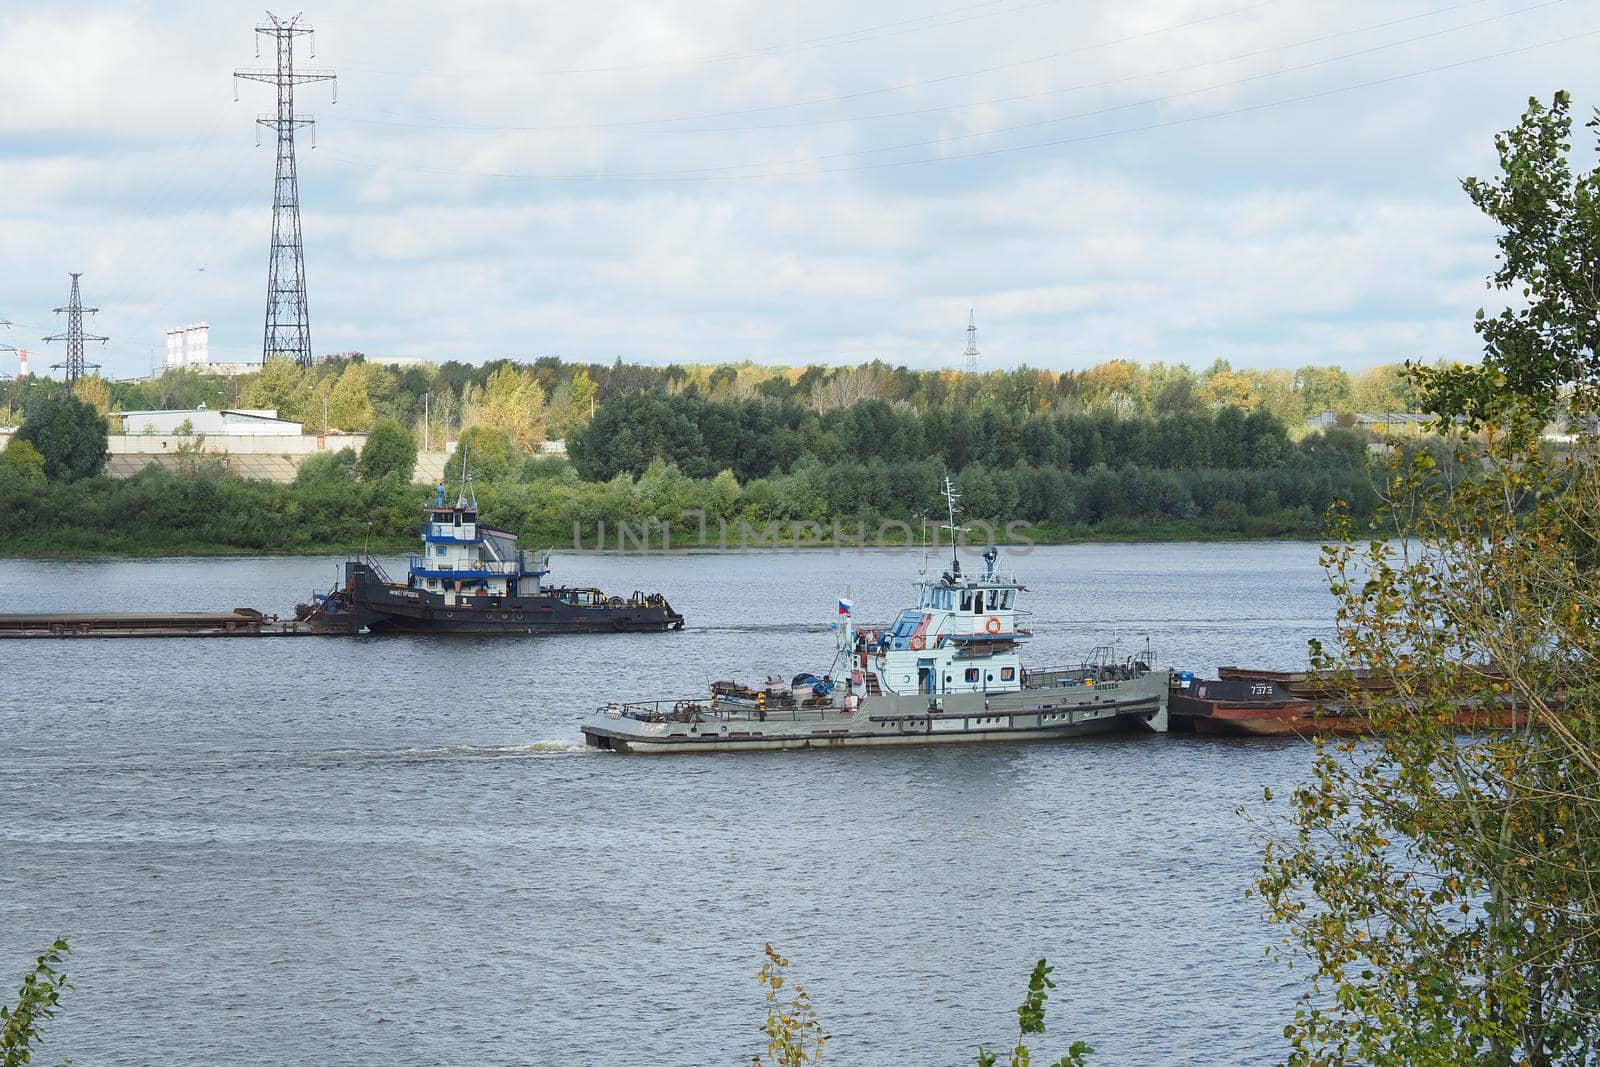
[582,480,1167,752]
[306,477,683,635]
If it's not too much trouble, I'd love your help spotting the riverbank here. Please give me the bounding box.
[0,521,1328,559]
[0,442,1361,558]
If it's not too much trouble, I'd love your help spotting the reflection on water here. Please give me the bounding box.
[2,543,1330,1066]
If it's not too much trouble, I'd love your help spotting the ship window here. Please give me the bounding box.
[987,590,998,610]
[964,668,979,683]
[1002,667,1016,681]
[986,672,994,682]
[1002,591,1013,609]
[435,545,447,557]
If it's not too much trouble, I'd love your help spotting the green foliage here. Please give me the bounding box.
[295,447,359,487]
[240,355,310,423]
[570,392,1343,485]
[0,438,46,483]
[1413,91,1600,425]
[359,418,418,483]
[977,960,1094,1067]
[1256,422,1600,1065]
[1256,91,1600,1066]
[456,426,518,484]
[750,944,829,1067]
[16,394,108,481]
[1,938,71,1067]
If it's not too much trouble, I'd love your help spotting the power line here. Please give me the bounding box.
[667,0,1569,178]
[341,0,1063,78]
[235,12,337,367]
[331,0,1494,138]
[319,11,1590,184]
[337,0,1284,132]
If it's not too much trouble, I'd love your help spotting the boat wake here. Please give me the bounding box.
[365,740,590,761]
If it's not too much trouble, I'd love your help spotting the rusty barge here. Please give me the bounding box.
[0,608,332,638]
[1168,666,1530,736]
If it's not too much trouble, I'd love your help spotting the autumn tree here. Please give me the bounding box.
[545,366,598,439]
[241,356,310,423]
[328,361,376,431]
[71,374,112,417]
[1257,92,1600,1065]
[464,364,546,450]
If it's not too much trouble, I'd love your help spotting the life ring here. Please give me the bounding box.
[909,635,926,651]
[863,629,879,644]
[985,616,1002,634]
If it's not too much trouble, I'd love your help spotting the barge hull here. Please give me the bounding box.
[584,687,1167,753]
[0,610,329,638]
[586,715,1133,753]
[345,563,685,634]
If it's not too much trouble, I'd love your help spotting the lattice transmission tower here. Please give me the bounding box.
[0,318,15,382]
[962,309,980,374]
[234,12,336,367]
[43,273,107,384]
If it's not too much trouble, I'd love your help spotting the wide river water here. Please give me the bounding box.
[2,542,1334,1065]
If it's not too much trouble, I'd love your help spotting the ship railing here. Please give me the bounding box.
[407,556,520,575]
[348,552,394,585]
[1024,661,1147,689]
[597,698,840,725]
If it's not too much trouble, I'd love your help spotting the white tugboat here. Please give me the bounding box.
[582,480,1169,753]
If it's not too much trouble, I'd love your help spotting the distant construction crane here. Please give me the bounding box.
[43,273,108,384]
[234,12,336,367]
[963,309,980,375]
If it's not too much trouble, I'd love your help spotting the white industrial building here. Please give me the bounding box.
[118,407,303,436]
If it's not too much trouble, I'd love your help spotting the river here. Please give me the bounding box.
[1,542,1332,1065]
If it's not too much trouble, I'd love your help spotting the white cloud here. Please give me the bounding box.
[1,0,1596,378]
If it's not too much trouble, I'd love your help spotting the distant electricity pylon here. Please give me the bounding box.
[0,318,16,382]
[234,11,336,367]
[963,309,980,375]
[43,273,107,384]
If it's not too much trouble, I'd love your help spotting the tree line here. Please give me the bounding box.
[568,390,1345,482]
[2,350,1422,453]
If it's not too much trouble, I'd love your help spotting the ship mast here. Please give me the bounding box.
[942,475,962,572]
[454,444,475,508]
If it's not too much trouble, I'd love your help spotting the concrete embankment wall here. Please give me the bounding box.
[0,429,455,484]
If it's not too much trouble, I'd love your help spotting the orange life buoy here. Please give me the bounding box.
[985,616,1002,634]
[909,635,926,651]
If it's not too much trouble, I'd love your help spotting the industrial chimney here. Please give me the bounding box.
[17,348,28,378]
[185,323,210,366]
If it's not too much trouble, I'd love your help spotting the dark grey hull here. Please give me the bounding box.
[335,562,685,634]
[583,675,1168,753]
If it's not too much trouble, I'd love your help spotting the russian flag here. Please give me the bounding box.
[838,597,854,615]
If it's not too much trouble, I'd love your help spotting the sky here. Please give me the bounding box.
[2,0,1598,380]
